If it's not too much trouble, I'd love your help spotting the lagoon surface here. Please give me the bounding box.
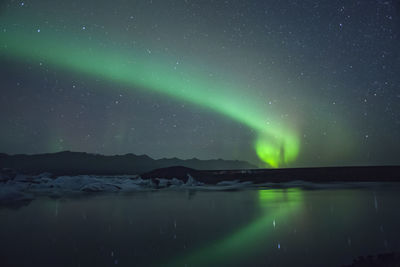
[1,185,400,266]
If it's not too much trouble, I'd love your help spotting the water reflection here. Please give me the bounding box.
[1,187,400,266]
[166,188,304,266]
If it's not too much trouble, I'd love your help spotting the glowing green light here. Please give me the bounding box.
[255,133,300,168]
[0,17,300,167]
[164,189,304,266]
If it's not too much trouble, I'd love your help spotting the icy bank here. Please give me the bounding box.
[0,172,255,204]
[0,169,398,205]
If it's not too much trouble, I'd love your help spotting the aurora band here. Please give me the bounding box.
[0,26,300,167]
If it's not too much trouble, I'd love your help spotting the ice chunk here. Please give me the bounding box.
[185,174,203,186]
[80,183,121,192]
[216,180,240,186]
[0,168,17,182]
[0,186,33,204]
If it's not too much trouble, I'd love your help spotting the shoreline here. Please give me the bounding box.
[1,166,400,205]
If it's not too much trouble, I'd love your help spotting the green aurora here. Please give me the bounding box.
[165,189,304,266]
[0,15,300,167]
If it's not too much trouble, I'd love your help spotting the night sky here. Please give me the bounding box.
[0,0,399,168]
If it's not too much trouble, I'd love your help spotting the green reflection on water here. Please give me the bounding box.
[165,188,304,266]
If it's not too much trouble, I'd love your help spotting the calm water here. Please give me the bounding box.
[1,186,400,266]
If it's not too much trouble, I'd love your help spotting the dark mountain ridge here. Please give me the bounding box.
[0,151,257,175]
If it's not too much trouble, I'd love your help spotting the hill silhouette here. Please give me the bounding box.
[0,151,257,175]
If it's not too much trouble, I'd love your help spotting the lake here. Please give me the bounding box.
[1,185,400,266]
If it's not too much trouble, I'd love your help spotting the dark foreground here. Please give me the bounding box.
[1,164,400,266]
[142,165,400,184]
[1,186,400,267]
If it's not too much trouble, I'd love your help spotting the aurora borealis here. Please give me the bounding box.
[0,24,299,167]
[1,0,399,167]
[165,189,304,266]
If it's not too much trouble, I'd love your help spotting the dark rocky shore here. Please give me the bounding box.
[1,158,400,206]
[142,165,400,184]
[1,152,399,184]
